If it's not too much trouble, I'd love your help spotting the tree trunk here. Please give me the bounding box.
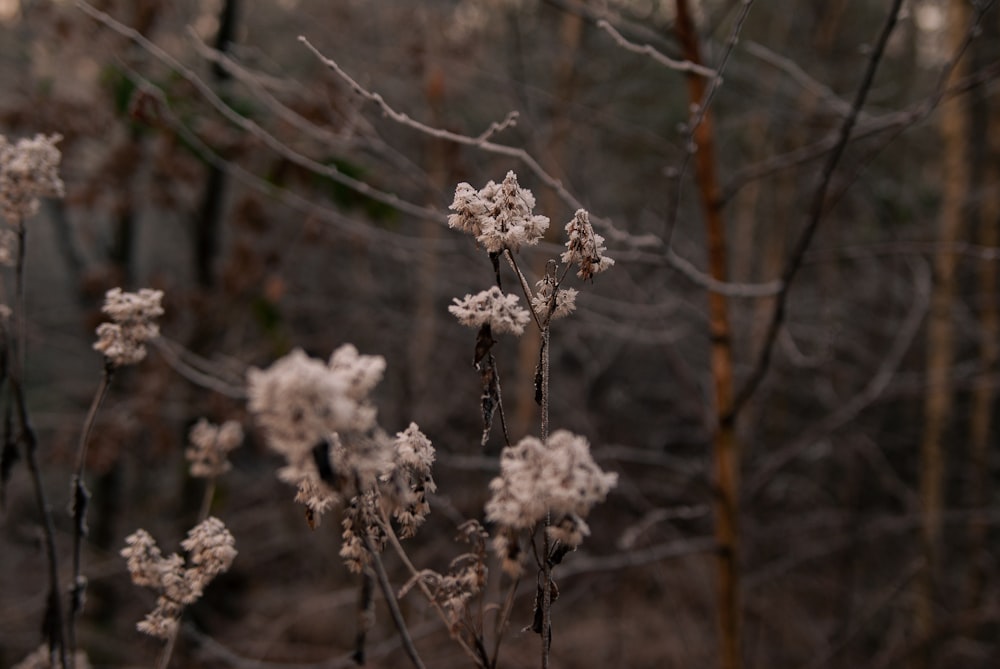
[964,12,999,610]
[917,0,970,657]
[674,3,740,669]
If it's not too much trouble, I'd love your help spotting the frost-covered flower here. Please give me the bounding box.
[531,277,578,321]
[93,287,164,367]
[121,517,236,640]
[449,286,531,336]
[383,423,437,538]
[0,133,64,224]
[485,430,617,573]
[247,345,392,522]
[561,209,614,280]
[0,228,18,266]
[448,171,549,252]
[186,419,243,478]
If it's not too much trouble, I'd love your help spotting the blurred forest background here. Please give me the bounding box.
[1,0,999,667]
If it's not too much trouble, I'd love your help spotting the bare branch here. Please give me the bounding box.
[596,19,717,78]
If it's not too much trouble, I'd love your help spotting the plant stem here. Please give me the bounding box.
[377,508,483,666]
[361,532,427,669]
[68,363,114,657]
[11,220,68,669]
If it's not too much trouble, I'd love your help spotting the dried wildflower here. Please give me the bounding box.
[121,517,236,640]
[383,423,437,538]
[12,645,90,669]
[531,277,578,321]
[449,286,531,336]
[485,430,616,572]
[562,209,614,280]
[0,133,64,224]
[0,228,18,266]
[93,287,164,367]
[186,418,243,478]
[340,490,385,573]
[248,346,393,522]
[448,171,549,252]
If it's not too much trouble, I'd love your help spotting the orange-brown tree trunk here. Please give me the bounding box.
[674,3,740,669]
[918,0,970,656]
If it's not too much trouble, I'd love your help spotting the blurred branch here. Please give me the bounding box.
[728,0,907,424]
[747,257,931,499]
[596,19,716,78]
[75,1,440,223]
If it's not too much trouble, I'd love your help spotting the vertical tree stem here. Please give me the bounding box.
[673,3,740,669]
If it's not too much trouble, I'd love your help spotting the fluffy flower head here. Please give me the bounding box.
[0,133,64,224]
[448,171,549,252]
[449,286,531,336]
[562,209,614,280]
[93,287,164,366]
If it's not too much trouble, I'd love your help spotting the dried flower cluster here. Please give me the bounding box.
[121,517,236,639]
[486,430,617,574]
[562,209,614,280]
[448,170,549,252]
[248,346,437,551]
[383,422,437,538]
[0,133,64,224]
[247,346,391,520]
[401,521,489,627]
[531,276,578,321]
[186,418,244,478]
[449,285,531,336]
[93,287,164,367]
[12,646,90,669]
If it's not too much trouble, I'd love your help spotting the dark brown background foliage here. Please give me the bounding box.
[1,0,999,667]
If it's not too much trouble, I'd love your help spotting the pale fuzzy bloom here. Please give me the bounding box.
[436,553,485,625]
[121,518,237,640]
[328,343,387,404]
[340,490,385,573]
[531,278,578,321]
[295,476,340,528]
[546,512,590,549]
[0,133,64,224]
[449,286,530,336]
[448,171,549,252]
[136,597,183,639]
[100,287,165,324]
[181,516,238,582]
[121,528,171,589]
[485,430,616,564]
[561,209,615,280]
[186,418,244,478]
[12,645,91,669]
[93,287,164,367]
[247,346,389,516]
[0,228,18,266]
[447,181,489,237]
[384,423,437,538]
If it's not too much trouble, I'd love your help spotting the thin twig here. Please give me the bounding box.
[11,219,68,669]
[376,509,483,666]
[596,19,717,78]
[68,363,114,658]
[361,533,427,669]
[728,0,907,423]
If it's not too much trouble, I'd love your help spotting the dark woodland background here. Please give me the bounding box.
[1,0,1000,667]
